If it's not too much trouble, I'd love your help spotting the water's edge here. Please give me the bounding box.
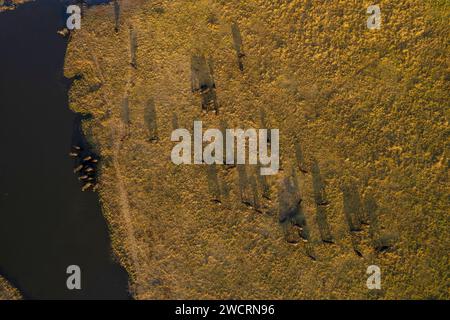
[0,0,131,299]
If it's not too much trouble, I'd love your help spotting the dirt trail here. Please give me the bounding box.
[89,32,142,295]
[108,26,145,296]
[111,122,142,295]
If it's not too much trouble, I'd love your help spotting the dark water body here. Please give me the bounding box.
[0,0,130,299]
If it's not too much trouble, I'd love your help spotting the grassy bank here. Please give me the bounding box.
[0,276,21,300]
[64,0,449,299]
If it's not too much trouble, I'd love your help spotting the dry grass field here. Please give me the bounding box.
[59,0,448,299]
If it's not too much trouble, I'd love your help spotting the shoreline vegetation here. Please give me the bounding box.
[0,0,31,12]
[64,0,448,299]
[0,0,32,300]
[0,276,21,300]
[1,0,130,299]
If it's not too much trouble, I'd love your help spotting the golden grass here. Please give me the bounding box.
[64,0,449,299]
[0,276,21,300]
